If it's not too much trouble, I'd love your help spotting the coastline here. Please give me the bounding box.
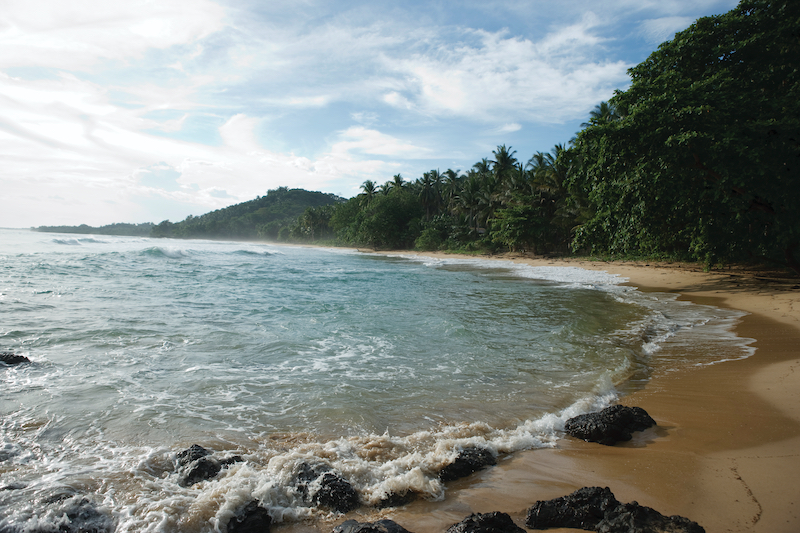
[333,252,800,533]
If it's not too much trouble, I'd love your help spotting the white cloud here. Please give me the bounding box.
[385,22,631,123]
[496,123,522,134]
[0,0,226,69]
[0,0,743,227]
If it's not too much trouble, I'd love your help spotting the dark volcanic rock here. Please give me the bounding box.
[447,512,526,533]
[526,487,705,533]
[526,486,620,530]
[596,501,705,533]
[0,353,30,365]
[177,444,222,487]
[438,447,497,482]
[177,444,212,465]
[227,500,272,533]
[376,490,416,508]
[297,463,359,513]
[333,519,412,533]
[180,456,222,486]
[564,405,656,446]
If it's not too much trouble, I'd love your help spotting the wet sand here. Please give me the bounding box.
[284,252,800,533]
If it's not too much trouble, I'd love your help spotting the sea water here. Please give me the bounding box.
[0,229,754,532]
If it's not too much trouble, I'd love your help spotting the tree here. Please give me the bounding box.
[580,101,620,128]
[359,180,377,206]
[573,0,800,272]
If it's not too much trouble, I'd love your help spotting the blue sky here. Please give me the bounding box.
[0,0,739,227]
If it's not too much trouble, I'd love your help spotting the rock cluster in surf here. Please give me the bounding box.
[332,488,704,533]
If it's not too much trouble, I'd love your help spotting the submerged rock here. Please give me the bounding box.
[297,463,359,513]
[25,490,115,533]
[447,512,526,533]
[334,519,412,533]
[564,405,656,446]
[526,487,705,533]
[438,447,497,482]
[0,353,30,365]
[227,500,272,533]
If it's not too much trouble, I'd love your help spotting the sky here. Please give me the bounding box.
[1,0,740,227]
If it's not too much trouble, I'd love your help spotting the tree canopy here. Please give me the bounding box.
[572,0,799,271]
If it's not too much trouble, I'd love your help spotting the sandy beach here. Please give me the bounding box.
[330,253,800,533]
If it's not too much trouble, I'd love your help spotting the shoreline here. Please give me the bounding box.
[328,251,800,533]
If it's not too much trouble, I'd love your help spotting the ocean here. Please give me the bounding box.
[0,229,754,532]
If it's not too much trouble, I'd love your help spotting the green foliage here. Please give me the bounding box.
[334,190,424,249]
[154,187,345,240]
[35,222,154,236]
[415,214,456,251]
[490,200,547,253]
[573,0,800,272]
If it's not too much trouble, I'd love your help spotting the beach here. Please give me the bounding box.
[333,254,800,533]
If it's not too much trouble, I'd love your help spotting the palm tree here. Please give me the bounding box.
[491,145,518,184]
[379,181,393,196]
[442,169,461,213]
[359,180,377,206]
[418,172,439,221]
[581,101,620,128]
[391,173,405,192]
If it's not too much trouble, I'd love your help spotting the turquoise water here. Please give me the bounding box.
[0,229,752,532]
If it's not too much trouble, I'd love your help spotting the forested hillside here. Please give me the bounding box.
[34,223,155,236]
[151,187,345,240]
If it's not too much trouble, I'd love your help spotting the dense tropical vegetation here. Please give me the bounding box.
[35,1,800,274]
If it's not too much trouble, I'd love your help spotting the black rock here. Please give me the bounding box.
[564,405,656,446]
[221,455,245,467]
[297,463,359,513]
[0,353,30,365]
[526,486,620,530]
[596,501,705,533]
[447,512,525,533]
[180,456,222,487]
[439,447,497,482]
[333,519,412,533]
[177,444,212,466]
[526,487,705,533]
[227,501,272,533]
[176,445,222,486]
[375,491,416,508]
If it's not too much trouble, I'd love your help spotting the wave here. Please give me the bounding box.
[140,246,190,259]
[51,237,107,245]
[0,390,617,533]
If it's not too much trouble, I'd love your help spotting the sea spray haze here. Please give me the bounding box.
[0,229,753,532]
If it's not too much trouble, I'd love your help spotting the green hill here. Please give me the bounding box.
[151,187,346,240]
[34,222,155,237]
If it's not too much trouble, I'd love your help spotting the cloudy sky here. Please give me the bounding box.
[1,0,738,227]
